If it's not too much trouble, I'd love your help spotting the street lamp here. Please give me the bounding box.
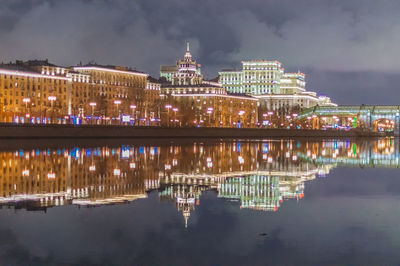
[172,107,179,127]
[89,102,96,124]
[130,105,136,125]
[207,107,214,127]
[48,96,56,124]
[238,110,245,128]
[114,100,121,125]
[23,98,31,123]
[165,105,172,126]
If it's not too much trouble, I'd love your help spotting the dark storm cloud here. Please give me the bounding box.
[1,0,400,103]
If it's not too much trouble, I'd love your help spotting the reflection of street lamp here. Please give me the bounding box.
[130,105,136,125]
[89,102,96,124]
[172,107,178,126]
[48,96,56,123]
[114,100,121,125]
[165,105,172,126]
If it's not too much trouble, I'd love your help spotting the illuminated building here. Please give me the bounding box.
[73,64,148,125]
[160,65,178,82]
[160,42,202,85]
[0,60,151,125]
[0,60,71,123]
[219,60,283,95]
[143,76,161,126]
[160,44,258,127]
[219,61,336,119]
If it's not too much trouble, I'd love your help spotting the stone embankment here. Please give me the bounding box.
[0,123,385,139]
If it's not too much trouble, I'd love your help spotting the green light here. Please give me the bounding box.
[353,116,357,128]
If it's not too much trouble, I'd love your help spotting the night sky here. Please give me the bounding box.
[1,0,399,105]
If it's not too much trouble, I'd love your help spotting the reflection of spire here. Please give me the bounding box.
[183,206,190,228]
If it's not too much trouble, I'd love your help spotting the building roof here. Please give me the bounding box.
[207,76,220,83]
[75,63,146,75]
[0,63,37,73]
[0,59,60,73]
[219,69,241,73]
[160,65,178,71]
[161,83,222,89]
[227,92,256,99]
[147,76,160,83]
[241,60,282,64]
[22,59,57,67]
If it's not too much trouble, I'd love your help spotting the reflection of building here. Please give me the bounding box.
[159,183,207,228]
[219,175,281,211]
[0,139,398,226]
[0,146,158,210]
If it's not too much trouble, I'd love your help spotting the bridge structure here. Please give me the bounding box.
[298,105,400,136]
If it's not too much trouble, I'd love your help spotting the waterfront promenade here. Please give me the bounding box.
[0,123,383,138]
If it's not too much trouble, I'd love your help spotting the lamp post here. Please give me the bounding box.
[172,107,179,127]
[22,98,31,124]
[130,105,136,126]
[89,102,96,125]
[165,105,172,127]
[114,100,121,125]
[206,107,214,127]
[238,110,245,128]
[48,96,56,124]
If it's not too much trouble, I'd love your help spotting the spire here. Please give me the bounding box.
[184,42,192,61]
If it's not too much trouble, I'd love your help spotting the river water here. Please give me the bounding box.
[0,138,399,265]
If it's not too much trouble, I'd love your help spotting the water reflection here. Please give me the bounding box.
[0,138,398,227]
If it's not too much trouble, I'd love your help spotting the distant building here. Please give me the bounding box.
[160,43,258,127]
[218,60,336,118]
[160,65,178,82]
[219,60,284,95]
[160,43,202,85]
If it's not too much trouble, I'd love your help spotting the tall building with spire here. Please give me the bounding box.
[160,42,202,85]
[159,43,259,128]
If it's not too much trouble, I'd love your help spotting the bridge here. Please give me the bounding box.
[298,105,400,136]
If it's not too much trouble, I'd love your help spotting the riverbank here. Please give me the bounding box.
[0,123,385,139]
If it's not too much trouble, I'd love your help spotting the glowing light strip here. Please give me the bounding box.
[73,67,148,77]
[255,94,320,101]
[0,69,71,81]
[171,93,258,101]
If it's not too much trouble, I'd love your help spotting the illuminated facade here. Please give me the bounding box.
[219,61,336,119]
[0,61,151,125]
[143,76,161,126]
[0,60,70,123]
[73,65,148,125]
[219,60,284,95]
[160,43,202,85]
[161,44,258,127]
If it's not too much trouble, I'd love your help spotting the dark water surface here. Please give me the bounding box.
[0,138,399,265]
